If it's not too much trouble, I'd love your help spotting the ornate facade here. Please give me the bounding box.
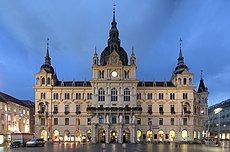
[34,10,208,143]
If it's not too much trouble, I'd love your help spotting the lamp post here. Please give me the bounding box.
[214,107,222,145]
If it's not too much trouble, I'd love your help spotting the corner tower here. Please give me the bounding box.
[171,39,193,87]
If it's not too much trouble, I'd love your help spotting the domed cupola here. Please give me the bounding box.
[100,6,128,66]
[40,38,54,74]
[174,39,189,74]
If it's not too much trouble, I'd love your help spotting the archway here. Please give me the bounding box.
[110,130,117,143]
[64,130,70,141]
[182,130,188,140]
[123,128,130,143]
[40,130,47,141]
[136,130,142,142]
[169,130,175,141]
[53,130,59,142]
[158,130,164,141]
[75,130,81,142]
[98,129,105,143]
[147,130,153,142]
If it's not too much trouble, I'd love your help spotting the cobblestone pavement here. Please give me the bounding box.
[0,143,229,152]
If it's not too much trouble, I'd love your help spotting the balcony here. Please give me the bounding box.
[86,106,142,114]
[53,111,58,114]
[171,111,176,114]
[147,110,153,115]
[75,111,81,115]
[64,111,70,115]
[183,110,191,116]
[159,111,164,115]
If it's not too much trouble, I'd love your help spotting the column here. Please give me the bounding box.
[130,126,136,143]
[92,124,97,143]
[118,125,123,143]
[105,125,109,143]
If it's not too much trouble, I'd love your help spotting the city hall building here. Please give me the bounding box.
[34,10,209,143]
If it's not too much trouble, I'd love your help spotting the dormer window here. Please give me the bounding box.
[41,78,45,85]
[183,78,187,85]
[47,78,51,85]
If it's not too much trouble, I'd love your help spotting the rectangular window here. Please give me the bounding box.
[170,118,174,125]
[170,105,175,114]
[76,105,81,114]
[125,116,129,124]
[183,93,188,99]
[147,93,152,100]
[65,118,69,125]
[170,93,175,100]
[53,93,59,100]
[148,105,152,114]
[65,105,70,112]
[41,93,46,100]
[87,93,92,100]
[148,117,152,125]
[41,118,45,125]
[87,118,91,125]
[159,93,164,100]
[53,105,58,114]
[183,118,188,125]
[137,118,141,125]
[137,93,141,100]
[54,118,58,125]
[159,118,163,125]
[111,116,117,124]
[65,93,70,100]
[76,93,81,100]
[159,105,164,114]
[99,116,104,124]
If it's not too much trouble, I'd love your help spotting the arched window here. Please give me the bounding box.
[111,88,117,101]
[41,78,45,85]
[124,71,129,79]
[183,78,187,85]
[47,78,51,85]
[189,78,192,85]
[124,88,130,102]
[98,88,105,101]
[178,78,181,85]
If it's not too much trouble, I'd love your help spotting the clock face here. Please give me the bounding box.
[111,71,118,77]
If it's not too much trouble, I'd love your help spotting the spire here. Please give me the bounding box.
[111,3,117,28]
[177,38,184,66]
[45,38,51,66]
[131,46,135,56]
[198,70,207,93]
[108,3,120,49]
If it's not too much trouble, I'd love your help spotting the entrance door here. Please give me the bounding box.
[110,130,117,143]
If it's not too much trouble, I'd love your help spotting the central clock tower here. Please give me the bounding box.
[90,8,137,108]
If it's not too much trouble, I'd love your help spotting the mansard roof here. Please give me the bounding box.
[137,81,175,87]
[0,92,34,108]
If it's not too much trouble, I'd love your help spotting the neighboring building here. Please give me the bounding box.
[208,99,230,140]
[34,9,208,143]
[0,92,35,145]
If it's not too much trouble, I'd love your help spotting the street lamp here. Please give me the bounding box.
[214,107,222,144]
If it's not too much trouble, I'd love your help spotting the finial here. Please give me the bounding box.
[201,70,203,80]
[179,38,182,57]
[47,38,49,51]
[131,46,134,55]
[113,3,116,21]
[94,46,97,54]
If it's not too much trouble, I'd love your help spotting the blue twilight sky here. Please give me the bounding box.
[0,0,229,106]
